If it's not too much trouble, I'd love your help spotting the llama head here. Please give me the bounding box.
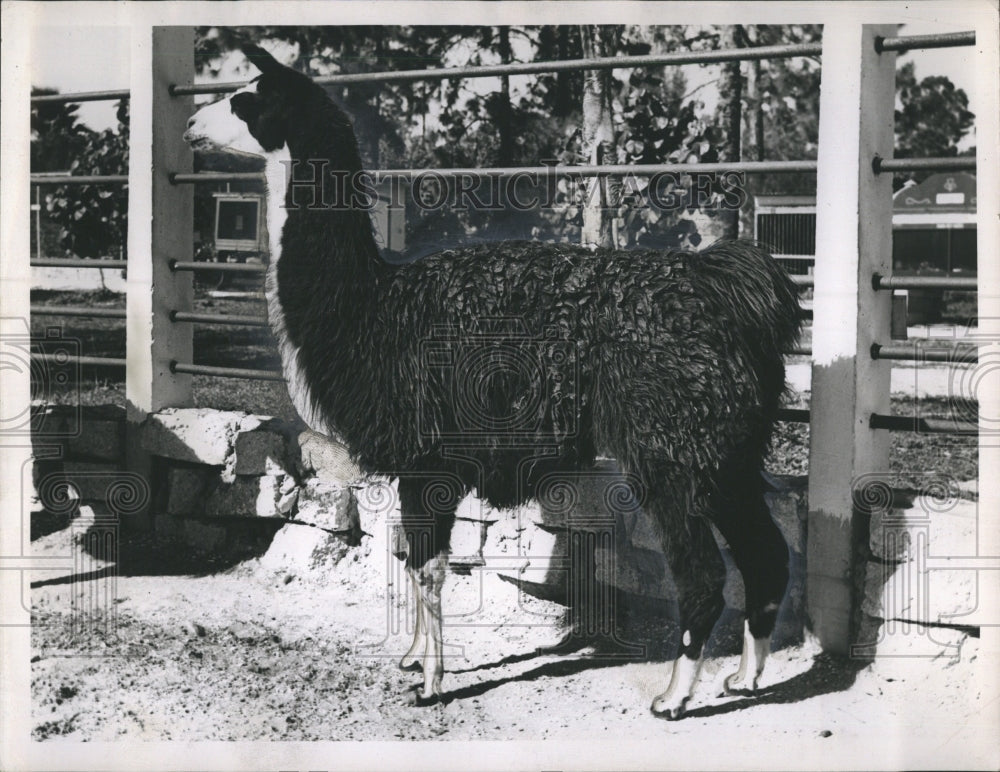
[184,44,347,159]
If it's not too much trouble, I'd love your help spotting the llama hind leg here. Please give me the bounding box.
[714,474,789,694]
[650,513,727,719]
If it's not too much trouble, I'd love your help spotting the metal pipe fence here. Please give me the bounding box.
[31,306,125,320]
[31,258,128,270]
[170,361,284,381]
[32,352,127,368]
[30,174,129,185]
[29,27,982,443]
[872,343,979,363]
[873,156,977,174]
[172,41,826,97]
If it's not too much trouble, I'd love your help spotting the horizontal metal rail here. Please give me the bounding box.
[172,41,825,97]
[170,260,266,274]
[31,305,125,320]
[31,352,126,368]
[871,343,978,363]
[30,175,128,185]
[870,413,978,435]
[31,258,127,270]
[789,345,812,357]
[170,361,285,381]
[873,156,976,174]
[169,172,264,184]
[776,407,811,424]
[171,160,818,185]
[873,274,978,291]
[380,160,818,179]
[781,406,976,434]
[169,258,815,283]
[877,31,976,53]
[31,88,130,105]
[28,33,969,104]
[170,310,268,327]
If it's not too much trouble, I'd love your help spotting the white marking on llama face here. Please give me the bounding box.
[259,146,338,439]
[183,82,267,157]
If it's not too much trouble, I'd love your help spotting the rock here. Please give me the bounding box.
[595,543,674,599]
[234,424,293,476]
[861,556,979,625]
[228,621,261,641]
[71,406,126,461]
[259,523,351,572]
[295,479,360,533]
[54,461,123,501]
[859,614,969,670]
[31,404,80,440]
[141,408,249,466]
[625,508,661,553]
[181,621,206,637]
[869,498,977,562]
[165,464,215,516]
[765,476,808,554]
[204,474,296,518]
[532,460,623,532]
[181,518,227,552]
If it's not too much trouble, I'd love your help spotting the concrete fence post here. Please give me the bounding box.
[806,23,898,655]
[125,26,195,530]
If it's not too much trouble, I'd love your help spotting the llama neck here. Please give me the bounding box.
[263,146,291,262]
[281,116,382,274]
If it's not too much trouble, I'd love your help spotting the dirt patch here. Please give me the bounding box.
[28,519,990,759]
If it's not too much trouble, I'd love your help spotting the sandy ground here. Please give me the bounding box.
[28,514,997,769]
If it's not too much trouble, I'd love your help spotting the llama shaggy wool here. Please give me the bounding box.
[185,44,803,717]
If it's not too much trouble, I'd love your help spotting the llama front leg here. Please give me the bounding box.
[399,566,426,672]
[398,477,456,706]
[413,552,448,703]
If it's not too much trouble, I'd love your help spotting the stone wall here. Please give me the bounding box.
[25,406,808,651]
[31,404,129,536]
[139,408,364,559]
[30,404,976,658]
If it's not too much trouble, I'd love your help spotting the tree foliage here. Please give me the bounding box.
[32,95,129,259]
[894,61,974,188]
[32,27,973,261]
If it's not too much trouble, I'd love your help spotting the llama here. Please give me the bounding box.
[184,44,802,718]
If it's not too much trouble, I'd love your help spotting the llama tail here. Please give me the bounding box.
[692,239,804,363]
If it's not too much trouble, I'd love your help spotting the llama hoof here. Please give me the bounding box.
[650,695,689,720]
[398,658,423,672]
[721,673,759,696]
[405,686,442,707]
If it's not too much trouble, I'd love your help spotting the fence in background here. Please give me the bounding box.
[29,25,981,654]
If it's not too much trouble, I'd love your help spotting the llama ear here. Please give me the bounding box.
[243,44,282,74]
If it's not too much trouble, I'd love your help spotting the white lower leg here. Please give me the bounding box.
[399,567,426,670]
[724,619,771,693]
[417,554,447,699]
[651,645,703,718]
